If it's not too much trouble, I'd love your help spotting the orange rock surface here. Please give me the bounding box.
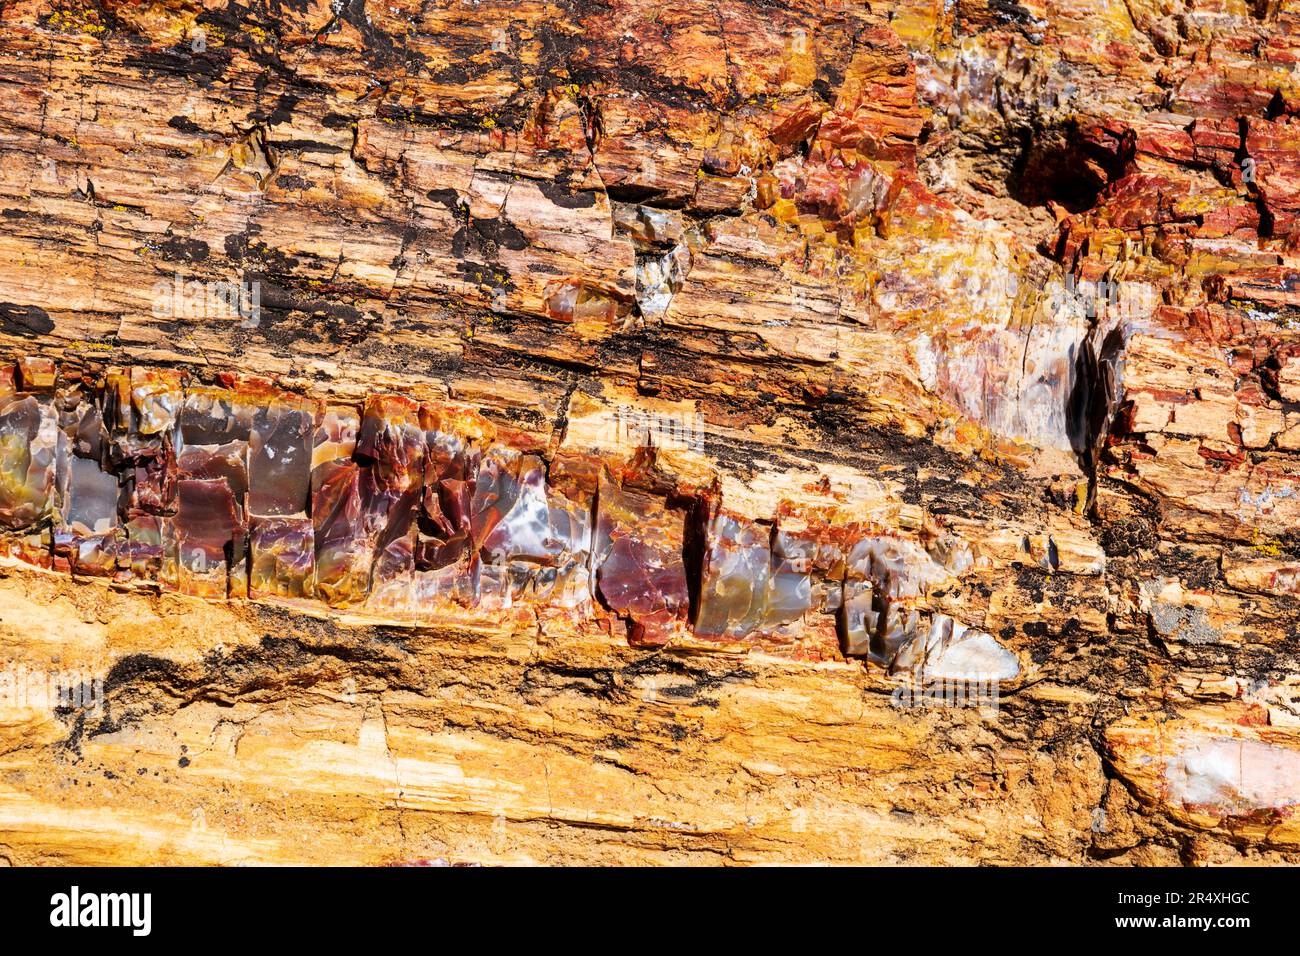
[1,0,1300,865]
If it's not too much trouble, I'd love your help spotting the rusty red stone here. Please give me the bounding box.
[0,358,999,673]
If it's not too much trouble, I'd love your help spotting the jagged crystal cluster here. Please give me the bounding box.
[0,358,1016,679]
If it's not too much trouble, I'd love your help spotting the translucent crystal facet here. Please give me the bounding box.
[0,357,1014,673]
[0,395,57,530]
[248,403,314,517]
[592,470,688,645]
[250,516,315,600]
[167,477,244,598]
[311,460,372,608]
[696,511,812,639]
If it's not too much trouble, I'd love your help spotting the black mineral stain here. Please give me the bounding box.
[426,188,463,215]
[153,236,210,263]
[0,303,55,336]
[264,93,299,127]
[167,115,203,134]
[537,177,599,209]
[104,654,183,693]
[224,229,301,273]
[471,216,529,251]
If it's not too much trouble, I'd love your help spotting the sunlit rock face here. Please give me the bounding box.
[8,0,1300,866]
[0,358,1023,679]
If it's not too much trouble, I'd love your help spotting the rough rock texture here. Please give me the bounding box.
[1,0,1300,865]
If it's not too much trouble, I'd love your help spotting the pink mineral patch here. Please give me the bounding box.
[1162,735,1300,817]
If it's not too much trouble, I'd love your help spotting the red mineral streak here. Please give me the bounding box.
[0,359,1014,675]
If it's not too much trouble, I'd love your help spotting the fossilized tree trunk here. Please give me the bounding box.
[0,0,1299,866]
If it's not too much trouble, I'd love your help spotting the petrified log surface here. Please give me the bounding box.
[0,0,1299,865]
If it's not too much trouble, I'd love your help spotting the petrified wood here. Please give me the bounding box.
[0,0,1299,866]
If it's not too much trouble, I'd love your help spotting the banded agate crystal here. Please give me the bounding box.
[0,358,1017,679]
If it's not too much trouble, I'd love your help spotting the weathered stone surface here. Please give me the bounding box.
[1,0,1300,867]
